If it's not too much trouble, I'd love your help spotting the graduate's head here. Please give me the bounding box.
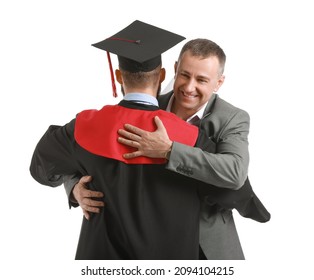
[92,20,185,97]
[114,65,164,97]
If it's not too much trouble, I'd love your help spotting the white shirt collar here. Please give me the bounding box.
[124,93,159,107]
[165,94,208,124]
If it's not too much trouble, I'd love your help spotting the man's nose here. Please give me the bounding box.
[183,78,196,92]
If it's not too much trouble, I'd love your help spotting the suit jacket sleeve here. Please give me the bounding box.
[63,174,80,208]
[166,106,250,190]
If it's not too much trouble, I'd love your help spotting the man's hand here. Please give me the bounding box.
[71,175,104,220]
[117,116,173,159]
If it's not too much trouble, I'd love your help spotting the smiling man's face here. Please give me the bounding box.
[172,50,225,120]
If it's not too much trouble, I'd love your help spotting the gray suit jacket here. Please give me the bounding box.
[159,92,249,260]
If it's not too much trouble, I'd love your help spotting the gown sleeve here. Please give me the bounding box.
[196,130,270,223]
[29,119,80,187]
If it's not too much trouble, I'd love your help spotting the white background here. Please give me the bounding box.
[1,0,314,279]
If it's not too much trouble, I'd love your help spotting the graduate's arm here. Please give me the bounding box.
[30,121,78,187]
[30,120,104,219]
[180,129,269,223]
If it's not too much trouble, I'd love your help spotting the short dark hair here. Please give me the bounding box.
[120,65,161,89]
[178,39,226,75]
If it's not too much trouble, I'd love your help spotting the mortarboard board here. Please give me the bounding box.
[92,20,185,97]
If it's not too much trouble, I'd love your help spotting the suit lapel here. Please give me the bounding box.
[158,91,173,110]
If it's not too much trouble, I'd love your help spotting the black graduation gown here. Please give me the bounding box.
[30,101,201,260]
[30,100,270,259]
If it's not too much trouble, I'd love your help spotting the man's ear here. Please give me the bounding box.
[115,69,123,84]
[174,61,178,74]
[160,68,166,83]
[214,75,225,92]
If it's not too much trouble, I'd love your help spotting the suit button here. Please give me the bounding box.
[176,166,182,172]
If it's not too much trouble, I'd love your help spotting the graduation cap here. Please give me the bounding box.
[92,20,185,97]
